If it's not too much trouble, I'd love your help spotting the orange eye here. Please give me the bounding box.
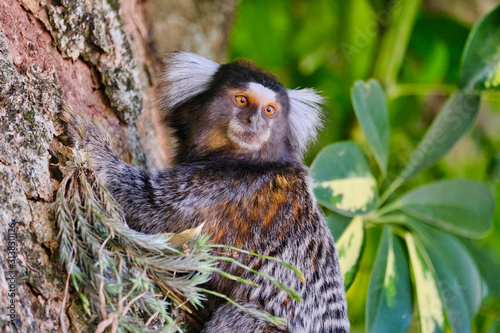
[235,95,248,106]
[265,105,277,117]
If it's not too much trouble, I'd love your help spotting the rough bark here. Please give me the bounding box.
[0,0,235,331]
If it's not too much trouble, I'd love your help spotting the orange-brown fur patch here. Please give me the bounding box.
[291,198,300,220]
[208,174,297,251]
[275,174,289,188]
[205,128,229,150]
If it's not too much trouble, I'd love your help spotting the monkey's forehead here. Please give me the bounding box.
[228,82,279,106]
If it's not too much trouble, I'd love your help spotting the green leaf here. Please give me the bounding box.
[351,79,390,174]
[311,142,378,216]
[328,215,365,289]
[395,179,495,238]
[325,212,352,240]
[465,241,500,311]
[366,226,412,333]
[397,91,480,183]
[487,320,500,333]
[405,233,446,333]
[459,3,500,93]
[79,292,91,316]
[408,221,483,333]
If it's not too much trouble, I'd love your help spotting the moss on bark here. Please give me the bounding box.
[47,0,143,124]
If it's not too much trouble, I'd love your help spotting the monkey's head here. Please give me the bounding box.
[160,52,323,164]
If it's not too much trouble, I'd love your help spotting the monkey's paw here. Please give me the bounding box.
[59,104,111,144]
[58,104,115,168]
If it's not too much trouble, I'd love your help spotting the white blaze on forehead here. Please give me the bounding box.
[248,82,278,107]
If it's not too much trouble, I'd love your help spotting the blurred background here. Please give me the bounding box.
[228,0,500,331]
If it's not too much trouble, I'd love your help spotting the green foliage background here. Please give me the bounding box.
[229,1,500,332]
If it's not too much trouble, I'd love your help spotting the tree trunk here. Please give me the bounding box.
[0,0,235,331]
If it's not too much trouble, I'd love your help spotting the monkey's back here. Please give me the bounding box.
[112,156,349,332]
[170,158,349,332]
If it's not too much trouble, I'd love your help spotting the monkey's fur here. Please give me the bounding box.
[62,52,349,333]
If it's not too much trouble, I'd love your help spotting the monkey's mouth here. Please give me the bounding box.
[228,129,261,150]
[227,121,269,151]
[232,130,258,142]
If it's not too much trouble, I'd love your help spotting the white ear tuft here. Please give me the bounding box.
[161,52,220,110]
[287,88,324,155]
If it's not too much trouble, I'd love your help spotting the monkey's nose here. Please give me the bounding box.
[239,111,259,126]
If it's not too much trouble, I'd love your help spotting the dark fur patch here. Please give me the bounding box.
[210,60,286,95]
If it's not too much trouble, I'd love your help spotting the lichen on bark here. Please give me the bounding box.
[47,0,143,124]
[0,32,63,201]
[0,31,68,332]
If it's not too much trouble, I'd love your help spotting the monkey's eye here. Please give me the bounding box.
[265,105,277,117]
[235,95,248,106]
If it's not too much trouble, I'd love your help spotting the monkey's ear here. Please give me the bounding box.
[161,52,220,110]
[287,88,324,155]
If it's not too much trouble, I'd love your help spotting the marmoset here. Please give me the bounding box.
[63,52,349,333]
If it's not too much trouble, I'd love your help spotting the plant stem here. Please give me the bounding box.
[372,214,406,224]
[379,178,403,207]
[373,0,421,86]
[375,200,402,218]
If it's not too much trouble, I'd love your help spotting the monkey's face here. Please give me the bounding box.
[197,80,291,162]
[226,82,282,151]
[163,54,322,164]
